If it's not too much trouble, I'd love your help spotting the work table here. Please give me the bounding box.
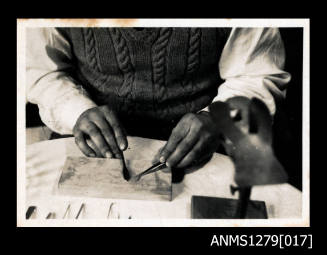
[20,136,304,226]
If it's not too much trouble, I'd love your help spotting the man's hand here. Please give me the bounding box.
[73,105,127,158]
[157,112,220,169]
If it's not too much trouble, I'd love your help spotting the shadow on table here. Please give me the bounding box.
[172,153,214,183]
[170,154,214,200]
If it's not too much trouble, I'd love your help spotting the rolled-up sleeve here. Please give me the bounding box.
[204,27,291,115]
[26,28,97,134]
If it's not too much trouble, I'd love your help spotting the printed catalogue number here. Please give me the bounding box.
[210,234,312,249]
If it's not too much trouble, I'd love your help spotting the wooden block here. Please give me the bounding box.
[57,156,172,201]
[191,196,268,219]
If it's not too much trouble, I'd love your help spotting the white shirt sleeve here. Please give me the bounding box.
[26,28,97,135]
[202,27,291,115]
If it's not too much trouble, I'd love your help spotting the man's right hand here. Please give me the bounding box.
[73,105,127,158]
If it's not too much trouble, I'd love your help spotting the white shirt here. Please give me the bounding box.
[26,27,291,135]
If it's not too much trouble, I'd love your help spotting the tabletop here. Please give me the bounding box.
[22,136,303,226]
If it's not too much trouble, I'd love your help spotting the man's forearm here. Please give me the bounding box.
[27,72,97,134]
[26,28,97,134]
[206,75,289,116]
[201,28,291,115]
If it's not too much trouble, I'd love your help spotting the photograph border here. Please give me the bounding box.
[17,18,310,227]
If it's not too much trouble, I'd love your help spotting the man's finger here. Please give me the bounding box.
[81,122,111,158]
[176,140,204,168]
[165,126,199,168]
[159,123,190,163]
[85,138,103,157]
[92,115,121,158]
[152,146,164,164]
[74,131,96,157]
[102,108,128,151]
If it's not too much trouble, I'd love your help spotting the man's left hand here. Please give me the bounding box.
[157,112,220,169]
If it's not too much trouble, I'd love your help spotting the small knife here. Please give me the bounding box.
[46,212,55,219]
[26,206,37,219]
[120,152,130,181]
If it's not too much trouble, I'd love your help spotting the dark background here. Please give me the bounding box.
[277,28,303,190]
[25,28,304,190]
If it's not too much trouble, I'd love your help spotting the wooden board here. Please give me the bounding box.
[57,156,172,201]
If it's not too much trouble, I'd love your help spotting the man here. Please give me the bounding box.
[26,27,290,169]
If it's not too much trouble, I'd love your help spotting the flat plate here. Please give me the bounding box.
[191,196,268,219]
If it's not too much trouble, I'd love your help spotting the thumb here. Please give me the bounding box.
[152,147,164,164]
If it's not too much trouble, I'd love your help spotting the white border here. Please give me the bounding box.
[17,18,310,227]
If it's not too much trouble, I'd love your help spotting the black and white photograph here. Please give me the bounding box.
[17,19,309,227]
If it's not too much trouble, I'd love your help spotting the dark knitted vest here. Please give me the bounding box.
[57,28,230,137]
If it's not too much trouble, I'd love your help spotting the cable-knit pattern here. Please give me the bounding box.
[186,28,202,75]
[83,28,101,73]
[108,28,135,98]
[110,28,133,74]
[181,27,202,99]
[83,28,112,94]
[151,28,172,102]
[68,27,222,122]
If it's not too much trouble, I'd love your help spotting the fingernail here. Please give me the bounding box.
[89,153,95,157]
[160,156,165,163]
[120,143,126,150]
[105,152,112,158]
